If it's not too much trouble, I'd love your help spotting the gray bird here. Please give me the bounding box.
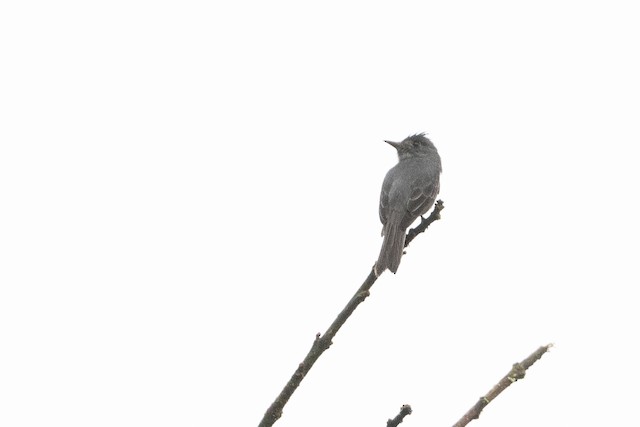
[376,133,442,276]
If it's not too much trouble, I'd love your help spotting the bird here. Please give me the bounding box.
[375,133,442,276]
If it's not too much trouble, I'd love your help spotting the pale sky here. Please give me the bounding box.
[1,1,639,426]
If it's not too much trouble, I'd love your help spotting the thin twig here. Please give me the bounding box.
[257,201,445,427]
[387,404,413,427]
[452,343,553,427]
[405,200,445,247]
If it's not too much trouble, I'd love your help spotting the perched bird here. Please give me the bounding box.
[375,133,442,276]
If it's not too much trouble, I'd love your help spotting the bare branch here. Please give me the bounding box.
[452,344,553,427]
[404,200,445,247]
[387,404,413,427]
[257,201,445,427]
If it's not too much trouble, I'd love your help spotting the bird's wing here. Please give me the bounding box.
[379,185,390,226]
[401,180,440,230]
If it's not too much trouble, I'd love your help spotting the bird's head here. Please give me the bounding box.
[385,133,435,160]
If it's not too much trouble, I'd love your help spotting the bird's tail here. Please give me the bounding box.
[375,215,406,276]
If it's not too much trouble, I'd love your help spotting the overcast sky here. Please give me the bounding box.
[1,1,639,426]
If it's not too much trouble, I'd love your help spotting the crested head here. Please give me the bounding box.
[385,132,437,160]
[404,133,431,145]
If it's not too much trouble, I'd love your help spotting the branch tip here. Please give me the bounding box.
[452,343,552,427]
[404,200,445,247]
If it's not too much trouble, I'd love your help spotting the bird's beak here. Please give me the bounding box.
[384,140,400,149]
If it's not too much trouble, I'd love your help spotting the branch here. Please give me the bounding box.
[405,200,445,247]
[387,404,413,427]
[257,201,445,427]
[452,343,553,427]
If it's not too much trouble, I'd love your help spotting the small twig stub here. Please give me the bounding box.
[387,404,413,427]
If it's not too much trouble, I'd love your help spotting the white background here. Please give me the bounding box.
[1,1,639,426]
